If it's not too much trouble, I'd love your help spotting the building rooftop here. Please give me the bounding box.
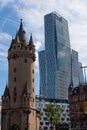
[69,83,87,95]
[36,95,68,103]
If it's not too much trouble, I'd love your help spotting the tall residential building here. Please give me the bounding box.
[39,12,83,100]
[1,20,39,130]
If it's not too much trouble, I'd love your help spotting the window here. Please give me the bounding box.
[2,100,5,103]
[6,100,8,103]
[45,122,49,125]
[63,113,66,116]
[32,69,34,73]
[50,126,53,129]
[67,118,70,121]
[18,45,21,48]
[43,117,47,121]
[44,126,47,129]
[24,97,26,102]
[14,97,16,102]
[12,88,16,97]
[13,87,17,102]
[33,88,34,92]
[40,122,43,125]
[40,112,43,116]
[32,79,34,82]
[25,46,27,50]
[43,108,46,112]
[29,47,32,50]
[14,77,16,81]
[14,46,16,49]
[25,59,27,63]
[14,68,16,72]
[80,95,85,101]
[61,118,64,121]
[66,109,69,112]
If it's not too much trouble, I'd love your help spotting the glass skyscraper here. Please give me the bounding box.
[39,12,83,100]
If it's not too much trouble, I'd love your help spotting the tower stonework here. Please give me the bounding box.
[1,20,39,130]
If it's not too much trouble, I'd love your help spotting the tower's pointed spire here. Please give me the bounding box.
[3,84,10,97]
[17,19,27,43]
[29,33,34,46]
[19,19,24,33]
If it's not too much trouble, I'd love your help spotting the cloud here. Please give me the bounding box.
[34,41,42,73]
[0,32,11,70]
[1,0,87,72]
[69,22,87,66]
[1,0,87,99]
[35,41,42,51]
[0,0,14,8]
[1,17,18,31]
[0,32,11,41]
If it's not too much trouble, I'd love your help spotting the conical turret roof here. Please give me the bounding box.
[29,34,34,46]
[9,37,15,49]
[3,84,10,97]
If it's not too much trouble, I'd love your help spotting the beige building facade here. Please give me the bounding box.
[1,20,39,130]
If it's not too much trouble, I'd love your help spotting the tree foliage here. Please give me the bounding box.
[45,103,62,126]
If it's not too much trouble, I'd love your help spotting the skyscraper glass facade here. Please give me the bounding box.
[39,12,83,100]
[39,50,46,96]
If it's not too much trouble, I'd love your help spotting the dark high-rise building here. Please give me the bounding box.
[39,12,83,100]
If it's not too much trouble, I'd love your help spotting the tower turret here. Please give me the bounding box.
[29,34,34,45]
[15,32,20,43]
[3,84,10,97]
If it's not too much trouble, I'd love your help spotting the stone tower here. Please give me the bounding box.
[1,20,39,130]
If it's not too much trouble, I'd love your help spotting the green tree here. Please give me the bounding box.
[45,103,62,129]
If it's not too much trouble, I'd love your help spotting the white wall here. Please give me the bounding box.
[36,98,70,130]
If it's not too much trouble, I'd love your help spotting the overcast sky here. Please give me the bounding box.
[0,0,87,99]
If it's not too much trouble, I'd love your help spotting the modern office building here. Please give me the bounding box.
[39,50,46,96]
[39,12,83,100]
[36,95,70,130]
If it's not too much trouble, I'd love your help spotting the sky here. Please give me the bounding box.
[0,0,87,100]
